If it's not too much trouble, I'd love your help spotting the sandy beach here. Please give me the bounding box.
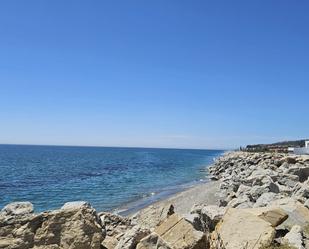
[131,180,220,229]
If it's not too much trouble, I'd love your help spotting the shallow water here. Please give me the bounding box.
[0,145,223,212]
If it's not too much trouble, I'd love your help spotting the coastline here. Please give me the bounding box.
[115,179,210,216]
[130,180,220,229]
[115,152,226,217]
[3,151,309,249]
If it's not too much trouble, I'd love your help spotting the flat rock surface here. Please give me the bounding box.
[154,214,207,249]
[215,208,275,249]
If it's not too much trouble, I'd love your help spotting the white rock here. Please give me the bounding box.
[227,195,252,209]
[283,225,304,249]
[235,185,251,197]
[61,201,90,210]
[1,202,33,216]
[254,192,282,208]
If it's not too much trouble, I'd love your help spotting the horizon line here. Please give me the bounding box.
[0,143,231,151]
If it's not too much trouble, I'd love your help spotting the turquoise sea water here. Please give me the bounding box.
[0,145,223,213]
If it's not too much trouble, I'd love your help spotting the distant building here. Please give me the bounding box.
[245,139,309,154]
[293,140,309,155]
[288,147,294,153]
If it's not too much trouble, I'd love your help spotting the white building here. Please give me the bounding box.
[294,140,309,155]
[288,147,294,153]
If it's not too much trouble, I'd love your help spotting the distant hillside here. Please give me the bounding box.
[245,139,308,152]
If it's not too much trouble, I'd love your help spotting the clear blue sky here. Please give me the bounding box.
[0,1,308,149]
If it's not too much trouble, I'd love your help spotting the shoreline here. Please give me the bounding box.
[129,180,220,229]
[118,179,219,217]
[4,151,309,249]
[115,152,226,217]
[115,179,211,216]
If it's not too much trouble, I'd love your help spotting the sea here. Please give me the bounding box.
[0,145,223,214]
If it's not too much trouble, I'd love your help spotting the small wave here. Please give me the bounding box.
[113,208,128,215]
[142,192,156,198]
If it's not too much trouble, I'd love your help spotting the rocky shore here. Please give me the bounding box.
[2,151,309,249]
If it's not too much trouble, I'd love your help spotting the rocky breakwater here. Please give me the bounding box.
[208,151,309,248]
[209,152,309,208]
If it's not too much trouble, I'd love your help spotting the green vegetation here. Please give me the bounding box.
[245,139,308,152]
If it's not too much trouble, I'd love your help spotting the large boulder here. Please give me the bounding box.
[269,198,309,230]
[154,214,208,249]
[249,182,279,202]
[253,192,283,208]
[245,168,278,186]
[213,208,278,249]
[0,201,105,249]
